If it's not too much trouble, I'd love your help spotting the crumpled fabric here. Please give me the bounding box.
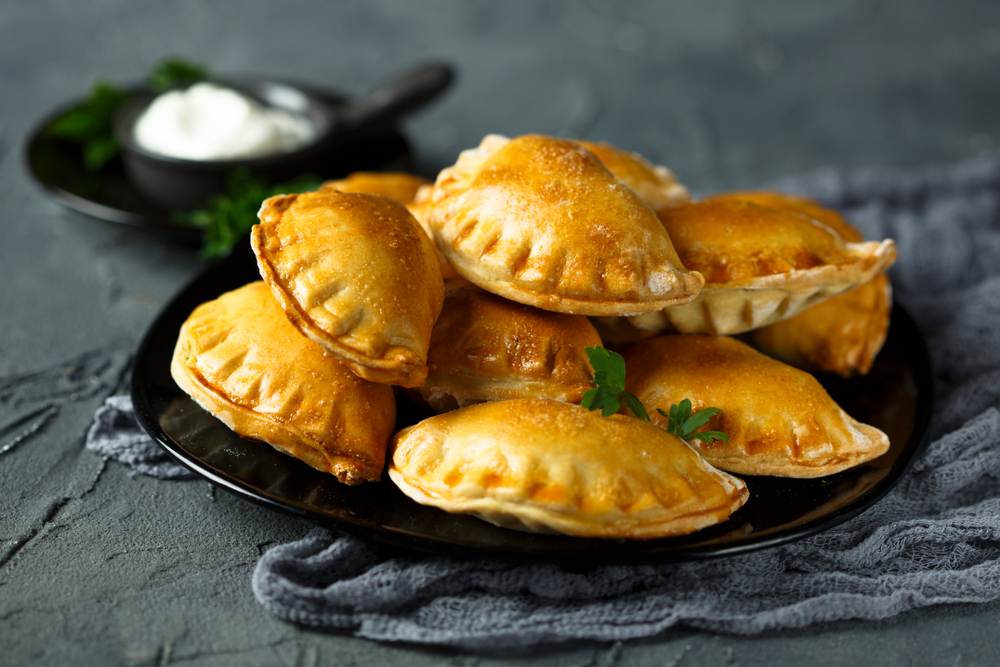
[85,394,195,479]
[93,155,1000,650]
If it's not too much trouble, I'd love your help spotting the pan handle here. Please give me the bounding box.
[338,62,455,132]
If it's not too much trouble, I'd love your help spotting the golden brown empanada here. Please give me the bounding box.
[427,134,704,316]
[573,139,690,211]
[252,189,444,388]
[388,398,748,538]
[319,171,430,204]
[622,335,890,478]
[171,281,396,484]
[745,276,892,376]
[708,191,892,376]
[629,198,896,334]
[414,283,602,412]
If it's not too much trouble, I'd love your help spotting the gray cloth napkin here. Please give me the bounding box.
[86,395,195,479]
[89,155,1000,650]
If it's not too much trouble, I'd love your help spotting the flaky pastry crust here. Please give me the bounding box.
[622,335,890,478]
[427,134,704,316]
[388,399,748,538]
[252,189,444,387]
[170,282,396,484]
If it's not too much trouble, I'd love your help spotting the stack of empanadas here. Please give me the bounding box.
[170,133,897,540]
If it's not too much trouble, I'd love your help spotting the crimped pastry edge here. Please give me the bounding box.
[250,217,430,388]
[629,239,897,334]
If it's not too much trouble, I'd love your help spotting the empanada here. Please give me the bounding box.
[573,139,690,211]
[428,134,704,316]
[319,171,430,204]
[252,189,444,388]
[388,398,748,538]
[171,281,396,484]
[629,198,896,334]
[745,276,892,376]
[414,283,602,412]
[622,335,890,478]
[709,191,892,376]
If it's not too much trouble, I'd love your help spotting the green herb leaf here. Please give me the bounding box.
[147,58,209,92]
[174,168,322,259]
[580,346,650,421]
[83,135,121,171]
[656,400,729,444]
[46,81,130,170]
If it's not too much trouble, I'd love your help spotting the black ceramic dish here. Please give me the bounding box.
[24,63,452,234]
[131,243,934,565]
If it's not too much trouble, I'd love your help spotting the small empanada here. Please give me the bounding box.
[252,189,444,388]
[388,398,748,538]
[622,335,890,478]
[709,191,892,376]
[319,171,430,204]
[428,134,704,316]
[745,275,892,376]
[573,139,690,212]
[629,198,896,334]
[414,283,602,412]
[171,281,396,484]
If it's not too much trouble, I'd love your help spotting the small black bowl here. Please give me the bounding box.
[112,63,454,211]
[113,78,339,210]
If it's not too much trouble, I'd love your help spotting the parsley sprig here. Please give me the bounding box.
[45,57,208,171]
[580,345,729,444]
[174,168,321,258]
[581,346,649,420]
[656,399,729,444]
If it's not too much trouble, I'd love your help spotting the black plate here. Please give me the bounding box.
[132,245,933,565]
[23,88,413,240]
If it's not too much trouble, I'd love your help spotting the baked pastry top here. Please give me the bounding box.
[319,171,430,205]
[414,283,602,412]
[252,189,444,388]
[170,281,396,484]
[707,190,860,239]
[622,334,890,478]
[427,134,704,316]
[573,139,690,212]
[388,398,748,538]
[629,198,896,334]
[712,191,893,376]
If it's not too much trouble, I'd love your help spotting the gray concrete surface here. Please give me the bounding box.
[2,1,1000,665]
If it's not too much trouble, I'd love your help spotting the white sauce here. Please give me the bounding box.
[133,82,317,161]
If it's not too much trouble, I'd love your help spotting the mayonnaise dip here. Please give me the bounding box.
[133,82,317,161]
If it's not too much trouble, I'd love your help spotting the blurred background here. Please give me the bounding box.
[6,0,1000,192]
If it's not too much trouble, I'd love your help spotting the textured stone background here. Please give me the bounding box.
[2,1,1000,665]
